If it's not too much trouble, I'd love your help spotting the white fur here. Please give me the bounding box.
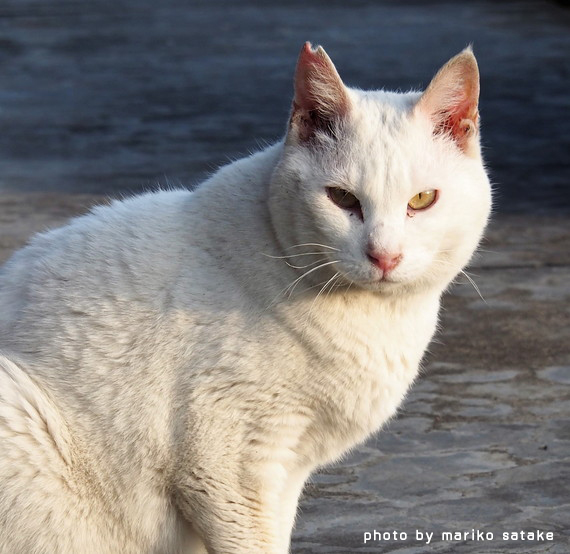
[0,48,491,553]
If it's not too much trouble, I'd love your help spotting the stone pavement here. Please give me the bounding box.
[1,196,569,553]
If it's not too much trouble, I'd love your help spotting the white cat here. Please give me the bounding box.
[0,43,491,553]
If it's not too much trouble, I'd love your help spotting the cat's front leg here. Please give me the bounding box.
[174,464,287,554]
[277,468,310,552]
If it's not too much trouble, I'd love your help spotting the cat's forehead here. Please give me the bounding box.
[306,88,444,203]
[337,89,429,197]
[351,89,420,125]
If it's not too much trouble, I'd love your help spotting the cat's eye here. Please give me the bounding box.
[408,190,437,211]
[327,187,361,212]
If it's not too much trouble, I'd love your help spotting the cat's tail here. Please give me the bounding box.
[0,352,74,470]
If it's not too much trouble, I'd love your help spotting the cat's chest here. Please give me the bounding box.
[324,317,424,424]
[291,292,440,463]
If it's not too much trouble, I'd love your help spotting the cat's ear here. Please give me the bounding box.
[415,47,480,156]
[288,42,350,143]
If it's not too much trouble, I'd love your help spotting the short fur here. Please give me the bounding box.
[0,44,491,553]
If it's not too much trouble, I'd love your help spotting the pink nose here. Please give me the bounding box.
[367,250,402,274]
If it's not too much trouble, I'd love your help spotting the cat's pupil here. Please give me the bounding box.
[408,190,437,211]
[327,187,360,212]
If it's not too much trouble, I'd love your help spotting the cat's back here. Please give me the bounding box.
[0,145,281,335]
[2,189,191,288]
[0,190,194,329]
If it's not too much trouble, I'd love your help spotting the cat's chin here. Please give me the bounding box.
[361,280,402,293]
[341,274,407,295]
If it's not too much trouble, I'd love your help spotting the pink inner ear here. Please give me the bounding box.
[294,42,348,115]
[434,93,479,150]
[290,42,349,142]
[417,50,480,154]
[295,44,328,112]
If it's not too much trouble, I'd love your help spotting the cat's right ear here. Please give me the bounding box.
[288,42,350,144]
[415,48,480,157]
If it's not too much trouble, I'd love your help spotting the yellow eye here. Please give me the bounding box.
[327,187,361,211]
[408,190,437,211]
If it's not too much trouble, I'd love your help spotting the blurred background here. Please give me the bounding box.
[0,0,568,213]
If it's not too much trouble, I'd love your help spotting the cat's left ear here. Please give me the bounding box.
[288,42,351,144]
[415,47,480,157]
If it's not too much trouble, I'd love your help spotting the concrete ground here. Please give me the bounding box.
[1,0,569,552]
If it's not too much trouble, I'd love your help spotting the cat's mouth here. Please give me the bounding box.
[344,271,402,291]
[367,275,400,287]
[378,274,398,284]
[332,258,405,291]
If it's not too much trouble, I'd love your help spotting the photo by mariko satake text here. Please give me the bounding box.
[363,528,555,546]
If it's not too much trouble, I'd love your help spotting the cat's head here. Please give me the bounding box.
[269,43,492,296]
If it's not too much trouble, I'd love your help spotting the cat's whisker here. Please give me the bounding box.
[284,257,330,270]
[299,273,347,294]
[283,260,339,299]
[286,243,340,252]
[324,272,343,301]
[265,267,334,311]
[314,272,340,304]
[261,249,332,272]
[266,263,337,309]
[303,272,341,338]
[460,270,487,303]
[431,259,487,303]
[434,259,457,268]
[438,247,499,255]
[261,251,330,260]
